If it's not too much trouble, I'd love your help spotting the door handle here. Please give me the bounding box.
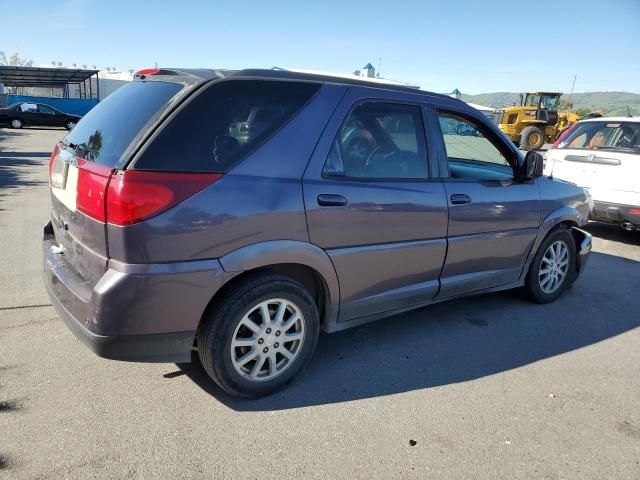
[450,194,471,205]
[317,194,347,207]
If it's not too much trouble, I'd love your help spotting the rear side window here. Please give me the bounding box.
[63,81,182,167]
[134,80,320,172]
[559,121,640,153]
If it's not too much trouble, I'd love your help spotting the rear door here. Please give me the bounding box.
[48,80,185,284]
[430,106,541,298]
[303,88,448,322]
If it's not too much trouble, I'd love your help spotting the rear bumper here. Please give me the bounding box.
[45,284,195,362]
[590,201,640,226]
[42,221,234,363]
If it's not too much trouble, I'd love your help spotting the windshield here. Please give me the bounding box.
[558,121,640,152]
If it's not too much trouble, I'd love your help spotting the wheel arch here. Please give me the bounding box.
[213,240,340,331]
[521,208,582,279]
[9,116,25,127]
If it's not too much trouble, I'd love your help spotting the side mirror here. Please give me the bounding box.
[522,151,544,179]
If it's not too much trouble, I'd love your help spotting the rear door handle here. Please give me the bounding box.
[450,194,471,205]
[317,194,347,207]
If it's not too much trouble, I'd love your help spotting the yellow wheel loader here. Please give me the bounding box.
[498,92,579,150]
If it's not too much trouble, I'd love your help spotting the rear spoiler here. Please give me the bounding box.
[134,68,236,82]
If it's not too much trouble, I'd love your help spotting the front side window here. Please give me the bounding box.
[437,112,512,180]
[559,121,640,153]
[323,102,428,179]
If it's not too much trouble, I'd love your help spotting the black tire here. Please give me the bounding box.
[64,120,76,130]
[198,274,320,398]
[520,126,545,150]
[522,228,577,304]
[9,118,23,129]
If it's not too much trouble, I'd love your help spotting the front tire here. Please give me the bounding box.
[522,228,576,303]
[520,126,545,150]
[64,120,76,130]
[198,274,320,398]
[10,118,23,129]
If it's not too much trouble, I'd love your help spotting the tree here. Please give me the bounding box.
[558,99,574,111]
[0,51,34,67]
[576,107,592,117]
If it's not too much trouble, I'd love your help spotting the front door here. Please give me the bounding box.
[432,108,541,298]
[303,92,448,322]
[36,104,60,126]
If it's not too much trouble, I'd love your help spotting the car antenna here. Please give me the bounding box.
[626,104,633,117]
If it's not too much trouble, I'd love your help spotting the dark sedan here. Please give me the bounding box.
[0,102,81,130]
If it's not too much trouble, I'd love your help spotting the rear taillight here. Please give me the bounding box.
[48,144,60,182]
[105,171,222,226]
[56,142,222,225]
[628,208,640,216]
[76,160,113,222]
[551,123,578,149]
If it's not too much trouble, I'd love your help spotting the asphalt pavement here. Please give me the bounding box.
[1,128,639,479]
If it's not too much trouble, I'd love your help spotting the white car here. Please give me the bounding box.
[544,117,640,230]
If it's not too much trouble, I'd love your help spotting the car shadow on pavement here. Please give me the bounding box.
[0,150,50,211]
[0,152,50,192]
[175,251,640,410]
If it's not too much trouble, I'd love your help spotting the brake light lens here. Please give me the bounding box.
[55,142,223,225]
[105,171,222,226]
[76,160,113,222]
[48,144,60,181]
[135,68,161,76]
[551,123,578,149]
[628,208,640,216]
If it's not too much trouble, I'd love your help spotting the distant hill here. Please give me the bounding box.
[459,91,640,116]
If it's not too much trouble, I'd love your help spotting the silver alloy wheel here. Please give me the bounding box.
[230,298,305,382]
[66,121,76,129]
[538,240,570,294]
[11,119,22,128]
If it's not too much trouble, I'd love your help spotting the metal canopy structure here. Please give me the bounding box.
[0,66,100,99]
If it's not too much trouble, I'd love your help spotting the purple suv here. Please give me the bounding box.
[42,68,592,397]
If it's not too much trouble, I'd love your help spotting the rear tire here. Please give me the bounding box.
[522,228,577,304]
[64,120,76,130]
[198,274,320,398]
[10,118,23,129]
[520,126,545,150]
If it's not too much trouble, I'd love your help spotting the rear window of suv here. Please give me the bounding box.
[133,79,320,173]
[63,81,183,167]
[559,121,640,153]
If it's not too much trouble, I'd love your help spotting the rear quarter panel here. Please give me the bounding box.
[107,84,346,263]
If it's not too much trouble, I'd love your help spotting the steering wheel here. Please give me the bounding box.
[364,145,409,175]
[345,134,375,163]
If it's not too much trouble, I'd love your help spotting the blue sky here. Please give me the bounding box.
[2,0,639,94]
